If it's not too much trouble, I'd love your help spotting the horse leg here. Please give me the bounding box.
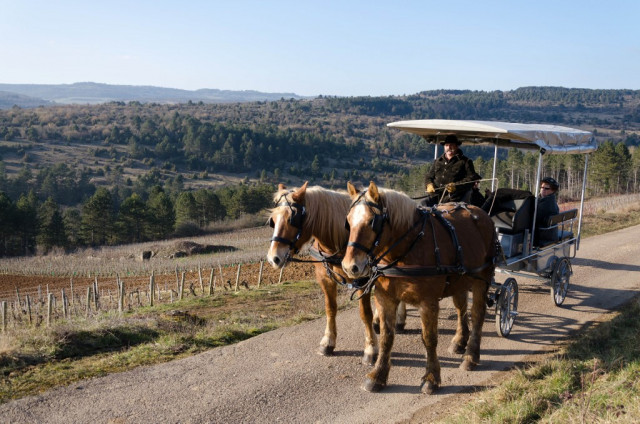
[395,301,407,333]
[316,272,337,356]
[461,280,489,370]
[363,293,397,392]
[373,301,405,334]
[419,300,441,394]
[448,289,470,355]
[372,307,380,334]
[358,290,378,366]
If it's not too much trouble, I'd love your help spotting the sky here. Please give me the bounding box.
[1,0,639,97]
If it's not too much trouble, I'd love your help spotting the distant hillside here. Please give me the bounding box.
[0,90,54,109]
[0,82,308,108]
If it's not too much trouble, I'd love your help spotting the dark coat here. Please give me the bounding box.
[535,193,559,245]
[425,149,481,202]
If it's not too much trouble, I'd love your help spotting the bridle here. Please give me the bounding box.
[345,191,388,257]
[269,192,307,254]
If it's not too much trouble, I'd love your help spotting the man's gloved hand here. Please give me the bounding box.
[426,183,435,194]
[445,183,456,193]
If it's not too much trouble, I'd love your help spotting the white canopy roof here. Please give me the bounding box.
[387,119,597,155]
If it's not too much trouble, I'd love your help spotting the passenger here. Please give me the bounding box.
[535,177,560,245]
[423,135,482,207]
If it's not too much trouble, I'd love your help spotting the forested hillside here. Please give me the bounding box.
[0,87,639,256]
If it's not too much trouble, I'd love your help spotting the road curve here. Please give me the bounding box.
[2,225,640,423]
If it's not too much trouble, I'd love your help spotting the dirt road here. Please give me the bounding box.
[2,225,640,423]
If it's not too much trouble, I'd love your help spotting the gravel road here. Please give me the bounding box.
[2,225,640,424]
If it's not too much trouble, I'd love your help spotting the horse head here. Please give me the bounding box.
[342,181,389,278]
[267,182,309,268]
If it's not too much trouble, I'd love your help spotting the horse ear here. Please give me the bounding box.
[278,183,287,191]
[291,181,308,203]
[368,181,380,203]
[347,181,358,198]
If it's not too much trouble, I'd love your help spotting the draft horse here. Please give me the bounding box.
[342,181,497,394]
[267,182,406,365]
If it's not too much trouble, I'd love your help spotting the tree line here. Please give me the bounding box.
[2,138,639,257]
[0,177,273,257]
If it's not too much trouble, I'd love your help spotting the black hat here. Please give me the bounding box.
[541,177,559,191]
[440,134,461,146]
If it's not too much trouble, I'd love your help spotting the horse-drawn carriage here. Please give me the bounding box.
[386,119,598,337]
[266,119,597,393]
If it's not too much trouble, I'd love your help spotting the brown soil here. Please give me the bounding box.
[0,261,315,303]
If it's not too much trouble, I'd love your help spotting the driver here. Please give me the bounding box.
[424,135,482,206]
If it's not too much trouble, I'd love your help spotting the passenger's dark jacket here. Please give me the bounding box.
[534,194,559,245]
[425,149,481,203]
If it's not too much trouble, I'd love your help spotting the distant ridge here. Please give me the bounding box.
[0,82,308,108]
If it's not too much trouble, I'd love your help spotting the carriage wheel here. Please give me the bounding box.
[550,257,571,306]
[495,278,518,337]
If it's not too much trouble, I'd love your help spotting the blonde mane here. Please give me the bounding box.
[272,185,351,252]
[369,187,419,231]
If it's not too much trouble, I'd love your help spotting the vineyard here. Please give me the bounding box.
[0,225,314,330]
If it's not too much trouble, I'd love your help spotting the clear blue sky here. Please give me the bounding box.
[1,0,638,96]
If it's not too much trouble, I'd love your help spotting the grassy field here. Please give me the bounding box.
[1,197,640,416]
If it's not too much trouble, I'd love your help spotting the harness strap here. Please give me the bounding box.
[431,208,466,272]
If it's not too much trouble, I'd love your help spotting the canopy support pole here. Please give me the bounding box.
[491,145,498,191]
[529,150,545,253]
[577,154,590,250]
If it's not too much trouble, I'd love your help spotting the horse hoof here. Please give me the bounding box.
[460,359,477,371]
[395,323,406,333]
[420,380,439,395]
[362,378,385,392]
[362,353,377,366]
[449,344,466,355]
[373,322,380,334]
[317,345,335,356]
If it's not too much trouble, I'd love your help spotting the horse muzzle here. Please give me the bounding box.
[267,243,289,269]
[341,255,371,279]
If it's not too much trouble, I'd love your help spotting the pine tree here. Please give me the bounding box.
[37,197,67,253]
[81,187,115,246]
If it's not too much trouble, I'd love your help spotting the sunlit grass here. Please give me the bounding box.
[0,280,344,403]
[437,297,640,423]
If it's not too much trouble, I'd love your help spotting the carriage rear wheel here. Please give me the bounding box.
[495,278,518,337]
[550,257,571,306]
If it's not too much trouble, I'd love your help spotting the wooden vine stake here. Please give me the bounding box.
[258,260,264,288]
[86,287,91,317]
[118,278,125,313]
[61,288,68,319]
[1,301,7,333]
[178,272,185,300]
[46,293,54,327]
[26,294,32,326]
[208,268,214,296]
[149,272,155,307]
[198,264,204,294]
[235,264,242,291]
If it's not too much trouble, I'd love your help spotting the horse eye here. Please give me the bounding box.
[268,218,275,228]
[344,220,350,231]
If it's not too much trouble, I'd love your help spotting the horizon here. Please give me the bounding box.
[1,1,639,97]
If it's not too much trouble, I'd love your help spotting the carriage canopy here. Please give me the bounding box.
[387,119,596,155]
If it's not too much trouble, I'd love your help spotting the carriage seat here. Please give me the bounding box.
[486,189,534,235]
[536,208,578,247]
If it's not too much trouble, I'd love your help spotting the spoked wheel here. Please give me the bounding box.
[495,278,519,337]
[550,257,571,306]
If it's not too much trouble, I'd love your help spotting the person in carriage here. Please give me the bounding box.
[535,176,560,245]
[423,134,483,207]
